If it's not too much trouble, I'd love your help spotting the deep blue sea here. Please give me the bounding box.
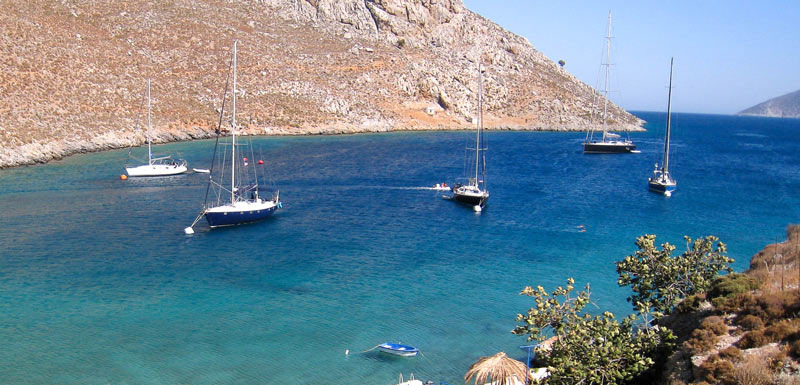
[1,112,798,384]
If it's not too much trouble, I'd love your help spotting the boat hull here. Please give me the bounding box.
[583,141,636,154]
[453,192,489,207]
[204,200,279,228]
[648,180,677,195]
[378,343,419,357]
[126,163,188,177]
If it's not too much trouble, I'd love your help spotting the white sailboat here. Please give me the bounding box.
[185,40,280,234]
[449,64,489,212]
[583,11,636,154]
[125,79,188,177]
[649,58,677,196]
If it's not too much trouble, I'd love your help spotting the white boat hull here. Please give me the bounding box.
[126,163,188,177]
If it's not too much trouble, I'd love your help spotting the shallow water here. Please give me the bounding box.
[0,112,798,384]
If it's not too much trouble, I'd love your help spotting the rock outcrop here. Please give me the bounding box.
[0,0,644,168]
[739,89,800,119]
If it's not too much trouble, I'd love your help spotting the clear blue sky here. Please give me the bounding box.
[462,0,800,114]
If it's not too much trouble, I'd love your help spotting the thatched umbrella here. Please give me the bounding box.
[464,352,528,385]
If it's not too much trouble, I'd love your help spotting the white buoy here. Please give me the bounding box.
[345,349,349,356]
[473,205,482,212]
[184,227,195,235]
[665,191,672,197]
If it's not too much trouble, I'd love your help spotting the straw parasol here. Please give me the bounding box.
[464,352,528,385]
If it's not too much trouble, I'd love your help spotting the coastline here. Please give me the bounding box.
[0,121,645,170]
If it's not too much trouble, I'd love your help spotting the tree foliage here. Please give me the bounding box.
[513,279,674,385]
[616,234,733,317]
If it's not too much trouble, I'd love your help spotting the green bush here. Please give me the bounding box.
[708,273,760,299]
[738,329,769,349]
[736,314,764,331]
[676,293,706,314]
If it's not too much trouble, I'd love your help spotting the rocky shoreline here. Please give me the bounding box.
[0,121,645,169]
[1,0,645,169]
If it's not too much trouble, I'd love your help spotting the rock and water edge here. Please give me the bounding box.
[0,0,644,169]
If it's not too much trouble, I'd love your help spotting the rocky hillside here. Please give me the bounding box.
[658,225,800,385]
[0,0,644,168]
[739,89,800,119]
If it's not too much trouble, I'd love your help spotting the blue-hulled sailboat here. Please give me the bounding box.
[185,40,280,234]
[649,58,677,196]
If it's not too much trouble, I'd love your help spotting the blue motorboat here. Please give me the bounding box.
[378,342,419,357]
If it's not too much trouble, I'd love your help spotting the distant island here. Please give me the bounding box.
[738,89,800,118]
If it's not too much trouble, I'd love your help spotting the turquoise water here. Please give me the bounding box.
[1,112,798,384]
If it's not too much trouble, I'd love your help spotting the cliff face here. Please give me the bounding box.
[738,89,800,118]
[0,0,643,168]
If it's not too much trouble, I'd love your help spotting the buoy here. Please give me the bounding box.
[184,227,195,235]
[258,160,264,165]
[473,205,482,212]
[345,349,350,355]
[665,191,672,197]
[120,174,128,180]
[243,157,248,162]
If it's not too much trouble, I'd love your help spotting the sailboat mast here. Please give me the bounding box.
[601,10,612,140]
[147,78,152,165]
[663,57,674,174]
[475,64,482,185]
[231,40,237,205]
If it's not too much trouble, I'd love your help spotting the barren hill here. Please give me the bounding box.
[0,0,644,168]
[739,89,800,119]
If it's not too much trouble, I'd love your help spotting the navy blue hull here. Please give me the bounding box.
[204,206,277,228]
[648,181,676,194]
[583,142,636,154]
[453,193,488,207]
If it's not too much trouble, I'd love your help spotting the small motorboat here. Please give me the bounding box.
[193,168,211,174]
[378,342,419,357]
[431,183,450,191]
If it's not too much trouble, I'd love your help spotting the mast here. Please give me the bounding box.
[475,64,482,186]
[147,79,152,165]
[662,57,674,175]
[601,10,612,141]
[231,40,237,204]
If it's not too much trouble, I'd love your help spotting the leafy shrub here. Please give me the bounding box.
[736,314,764,331]
[685,328,718,354]
[715,292,757,314]
[738,329,769,349]
[700,316,728,336]
[698,355,734,384]
[676,293,706,314]
[616,234,732,316]
[717,346,743,363]
[708,273,760,299]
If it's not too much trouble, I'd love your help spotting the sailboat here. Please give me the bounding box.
[583,11,636,154]
[648,58,677,196]
[449,64,489,212]
[184,40,280,234]
[125,79,188,177]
